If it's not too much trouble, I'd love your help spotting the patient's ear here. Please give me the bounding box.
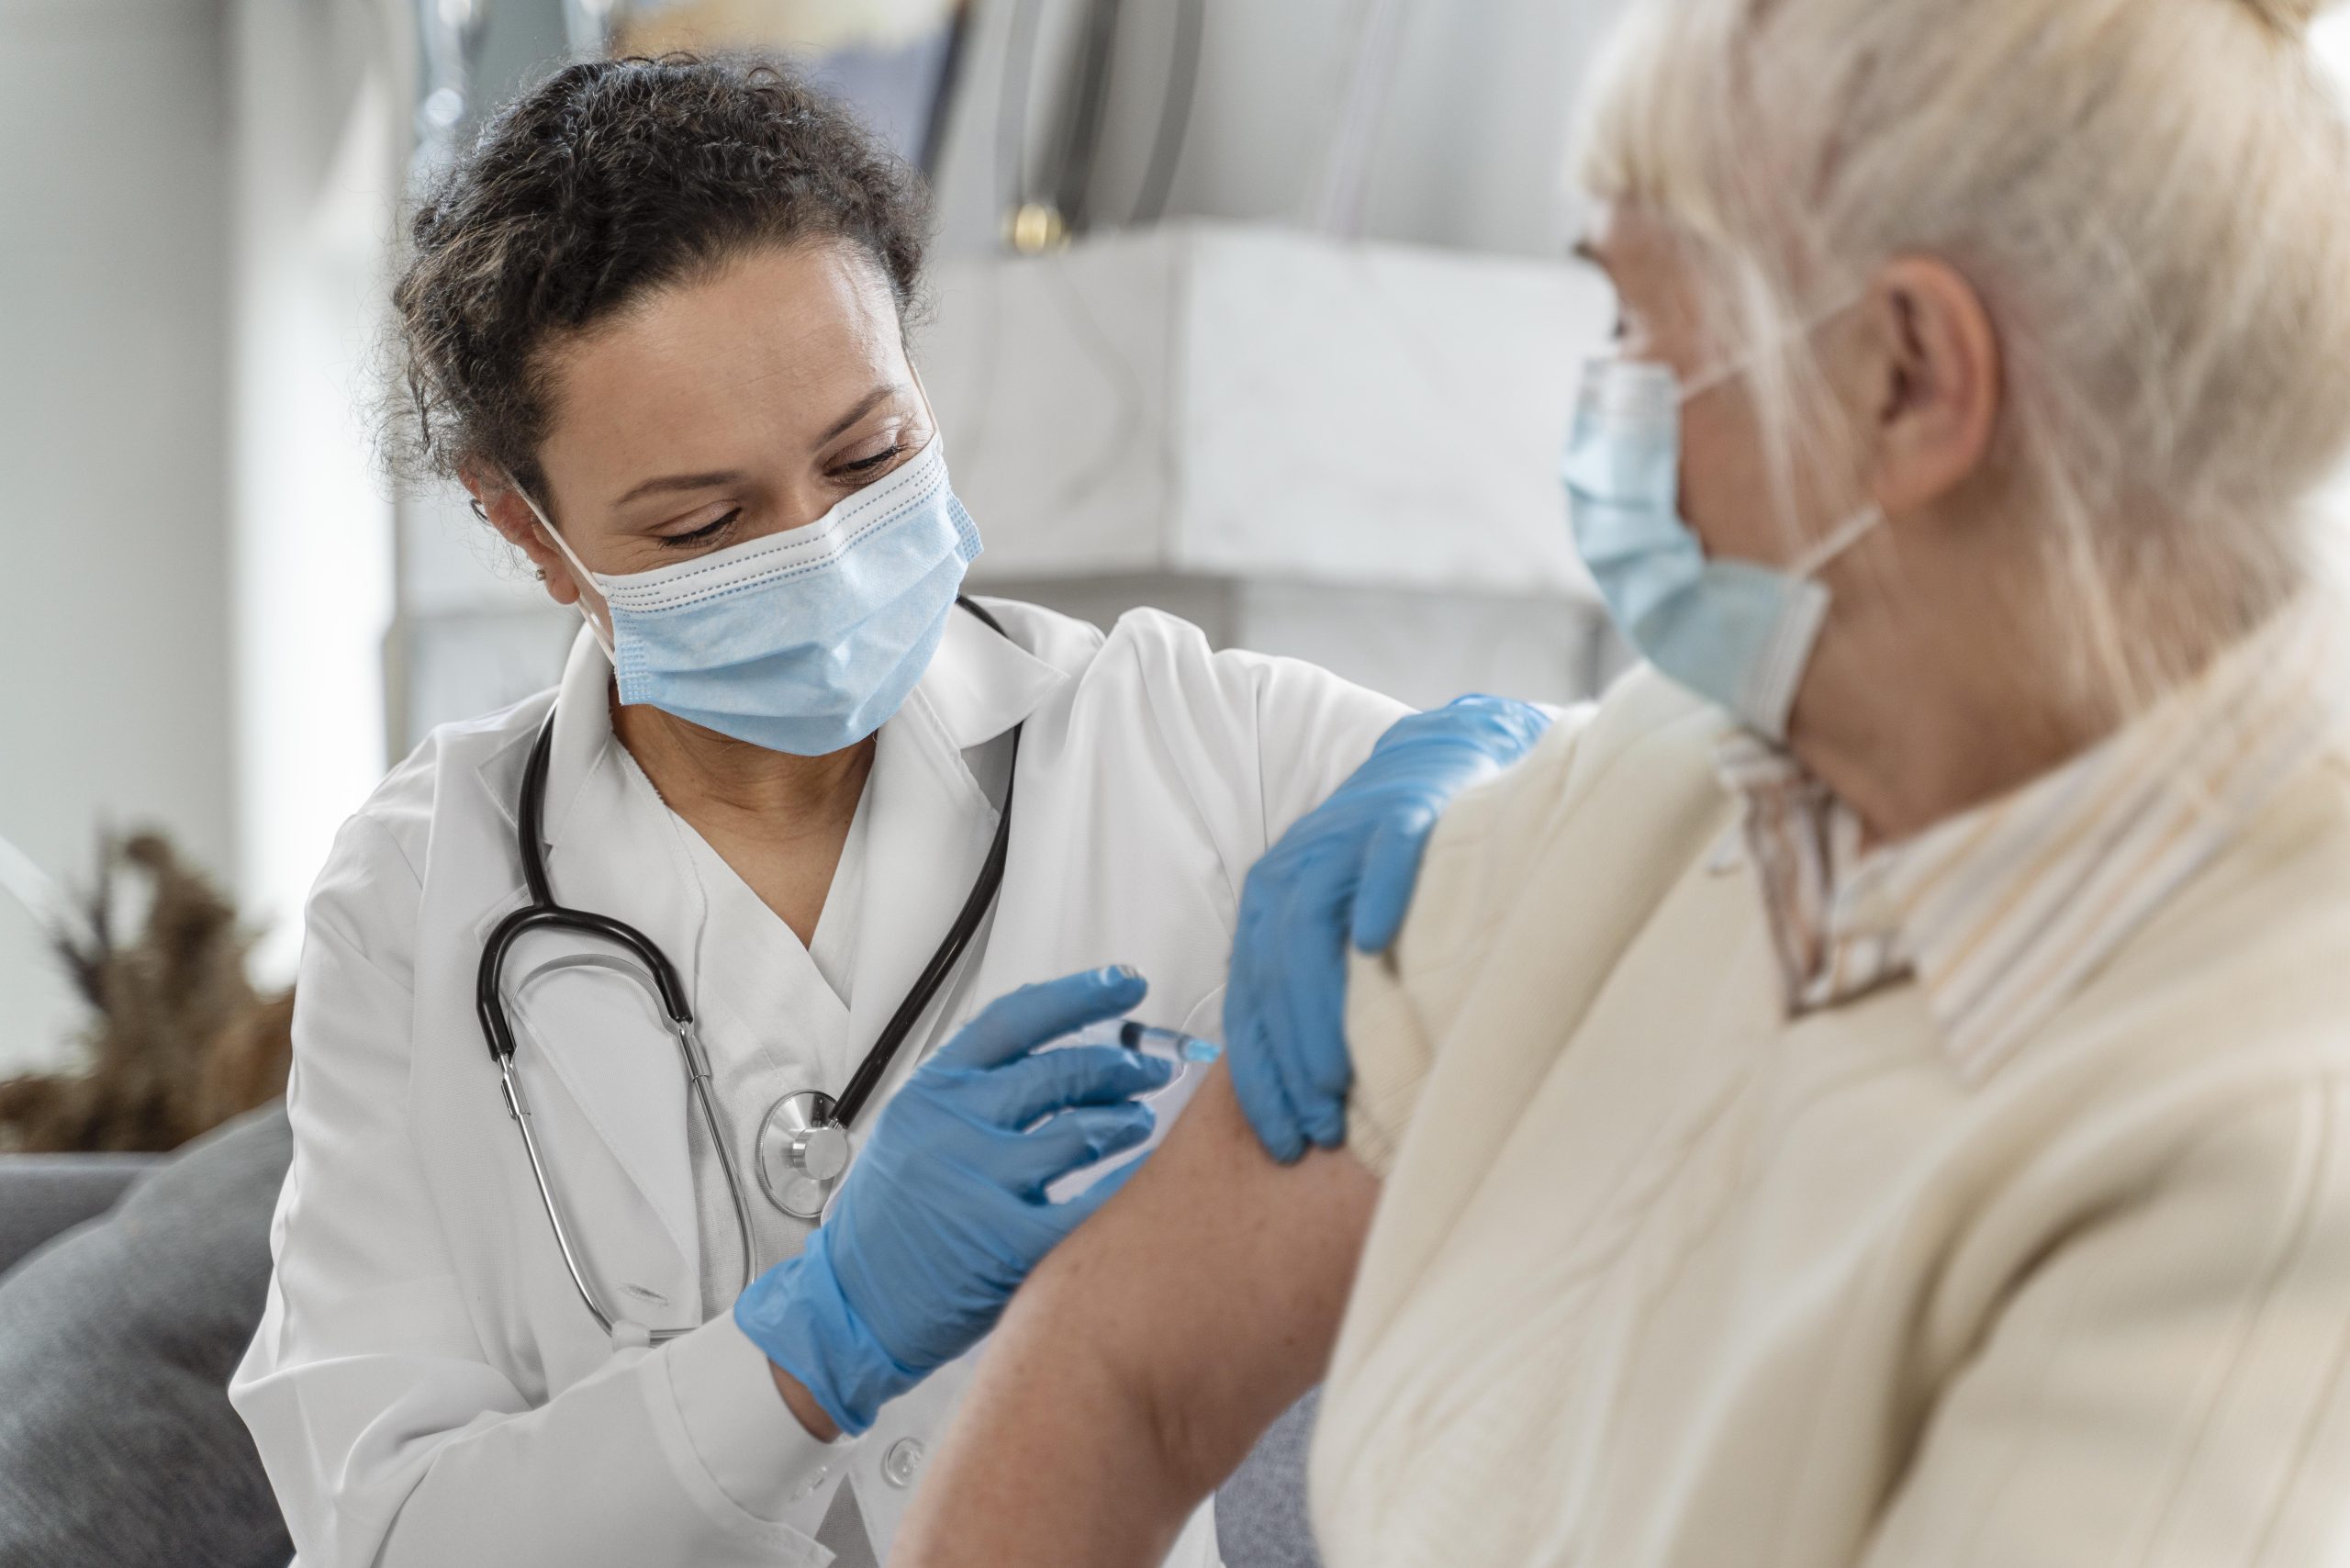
[1854,256,2002,516]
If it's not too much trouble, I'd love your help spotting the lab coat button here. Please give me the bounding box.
[882,1438,924,1487]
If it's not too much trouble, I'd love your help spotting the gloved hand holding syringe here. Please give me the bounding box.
[1040,1018,1221,1203]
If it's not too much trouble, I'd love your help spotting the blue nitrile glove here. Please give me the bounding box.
[1226,696,1554,1163]
[735,966,1174,1436]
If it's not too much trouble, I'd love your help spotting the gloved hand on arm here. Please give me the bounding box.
[1226,695,1554,1163]
[733,967,1174,1438]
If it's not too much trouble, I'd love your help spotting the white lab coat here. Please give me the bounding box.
[230,599,1406,1568]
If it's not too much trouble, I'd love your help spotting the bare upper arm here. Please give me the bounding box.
[1004,1059,1379,1493]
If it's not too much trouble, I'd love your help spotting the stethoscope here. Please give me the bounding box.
[476,597,1020,1340]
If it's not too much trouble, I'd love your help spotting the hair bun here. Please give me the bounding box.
[2242,0,2344,37]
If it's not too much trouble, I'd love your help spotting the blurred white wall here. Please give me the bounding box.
[228,0,402,982]
[0,0,235,1075]
[0,0,404,1074]
[2321,13,2350,79]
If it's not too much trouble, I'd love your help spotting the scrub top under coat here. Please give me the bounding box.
[230,599,1407,1568]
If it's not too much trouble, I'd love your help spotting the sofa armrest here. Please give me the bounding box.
[0,1156,164,1278]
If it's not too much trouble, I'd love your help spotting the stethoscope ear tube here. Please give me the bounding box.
[475,712,698,1068]
[475,711,753,1338]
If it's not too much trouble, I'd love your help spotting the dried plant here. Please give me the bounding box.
[0,833,292,1153]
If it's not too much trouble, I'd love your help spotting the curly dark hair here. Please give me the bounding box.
[384,54,934,501]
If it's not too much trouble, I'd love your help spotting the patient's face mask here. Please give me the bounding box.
[1561,349,1881,741]
[516,433,982,756]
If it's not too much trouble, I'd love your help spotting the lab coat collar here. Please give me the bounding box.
[539,624,622,853]
[532,600,1069,850]
[916,598,1071,752]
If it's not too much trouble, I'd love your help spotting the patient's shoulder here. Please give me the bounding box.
[1407,666,1728,960]
[1343,666,1732,1172]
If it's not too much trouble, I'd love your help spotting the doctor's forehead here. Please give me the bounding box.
[538,241,912,466]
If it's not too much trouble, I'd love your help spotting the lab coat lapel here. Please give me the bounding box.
[917,600,1070,751]
[839,605,1069,1095]
[488,630,707,1287]
[683,812,855,1094]
[842,689,995,1077]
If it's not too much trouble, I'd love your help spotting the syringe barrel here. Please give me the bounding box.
[1115,1022,1223,1066]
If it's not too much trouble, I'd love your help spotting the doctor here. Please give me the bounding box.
[229,52,1548,1568]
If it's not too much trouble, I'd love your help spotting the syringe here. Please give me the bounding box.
[1113,1021,1223,1066]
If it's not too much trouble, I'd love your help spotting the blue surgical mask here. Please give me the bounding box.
[1561,354,1881,740]
[521,434,981,756]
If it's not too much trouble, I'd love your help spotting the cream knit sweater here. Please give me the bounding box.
[1314,666,2350,1568]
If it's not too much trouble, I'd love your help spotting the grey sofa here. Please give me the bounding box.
[0,1151,162,1275]
[0,1106,295,1568]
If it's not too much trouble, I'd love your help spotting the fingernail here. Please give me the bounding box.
[1101,964,1142,984]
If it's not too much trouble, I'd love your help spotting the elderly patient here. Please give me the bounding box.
[895,0,2350,1563]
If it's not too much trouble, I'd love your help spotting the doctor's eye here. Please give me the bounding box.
[832,442,906,482]
[658,509,742,550]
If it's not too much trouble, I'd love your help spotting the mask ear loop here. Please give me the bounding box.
[500,471,619,662]
[1675,289,1874,407]
[1673,286,1884,582]
[1788,503,1886,581]
[1676,353,1751,407]
[906,362,945,462]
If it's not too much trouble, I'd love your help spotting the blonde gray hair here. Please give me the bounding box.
[1578,0,2350,711]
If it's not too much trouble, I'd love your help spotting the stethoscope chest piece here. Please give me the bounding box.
[756,1090,852,1219]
